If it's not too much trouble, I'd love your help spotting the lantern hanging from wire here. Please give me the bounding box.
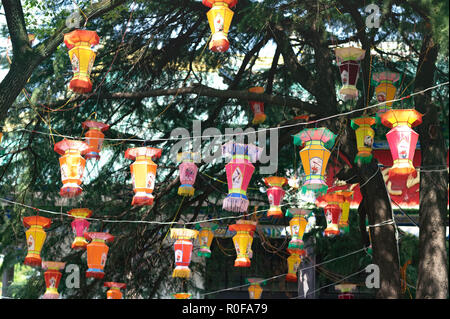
[286,248,303,283]
[171,228,199,278]
[286,208,309,254]
[203,0,237,52]
[335,283,357,299]
[177,152,200,197]
[372,71,400,113]
[125,147,162,206]
[293,128,337,195]
[68,208,92,249]
[84,232,114,279]
[64,29,100,94]
[264,176,288,218]
[351,117,376,164]
[335,47,365,101]
[23,216,51,267]
[248,86,266,125]
[247,278,265,299]
[380,109,423,178]
[42,261,66,299]
[334,190,354,233]
[82,121,109,160]
[0,131,3,145]
[321,193,345,237]
[54,139,90,198]
[173,293,192,299]
[195,222,218,258]
[228,219,257,267]
[222,141,262,213]
[104,282,126,299]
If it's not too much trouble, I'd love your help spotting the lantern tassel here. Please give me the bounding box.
[222,194,249,213]
[172,266,191,278]
[178,185,195,197]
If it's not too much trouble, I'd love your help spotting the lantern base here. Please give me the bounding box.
[43,292,60,299]
[172,266,191,278]
[209,32,230,52]
[69,78,93,94]
[84,151,100,160]
[86,268,105,279]
[339,86,358,100]
[222,193,249,213]
[285,274,298,283]
[24,255,42,267]
[234,257,251,267]
[178,185,195,197]
[324,227,340,237]
[198,250,212,258]
[71,237,89,250]
[267,207,283,218]
[354,152,373,164]
[60,185,82,198]
[131,193,154,206]
[301,183,328,196]
[388,164,416,178]
[252,113,267,125]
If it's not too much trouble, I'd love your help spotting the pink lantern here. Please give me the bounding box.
[335,47,366,101]
[171,228,198,278]
[264,176,288,218]
[68,208,92,249]
[177,152,200,197]
[222,141,262,213]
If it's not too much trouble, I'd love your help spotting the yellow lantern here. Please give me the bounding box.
[228,220,257,267]
[351,117,376,164]
[373,71,400,113]
[247,278,265,299]
[286,208,309,254]
[203,0,237,52]
[286,248,302,283]
[334,190,354,232]
[195,222,218,258]
[23,215,52,267]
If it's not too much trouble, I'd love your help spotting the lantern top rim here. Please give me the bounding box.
[23,215,51,228]
[41,261,66,270]
[228,223,256,233]
[372,70,400,83]
[246,277,266,285]
[125,147,162,160]
[82,121,110,132]
[177,152,201,162]
[334,46,366,62]
[351,116,376,129]
[335,283,357,292]
[222,141,262,162]
[64,29,100,49]
[84,232,114,242]
[202,0,237,8]
[68,208,93,219]
[248,86,264,94]
[170,228,198,240]
[104,282,126,289]
[293,127,337,149]
[54,139,90,155]
[264,176,288,187]
[380,109,423,128]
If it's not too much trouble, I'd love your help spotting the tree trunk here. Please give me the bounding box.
[1,266,14,298]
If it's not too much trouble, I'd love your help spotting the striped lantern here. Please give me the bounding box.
[171,228,199,278]
[23,215,52,267]
[42,261,66,299]
[264,176,288,218]
[82,121,109,160]
[177,152,200,197]
[335,47,365,101]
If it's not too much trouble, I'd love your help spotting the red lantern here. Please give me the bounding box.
[84,232,114,279]
[228,220,257,267]
[125,147,162,206]
[42,261,66,299]
[82,121,109,160]
[335,47,365,101]
[54,139,90,197]
[171,228,198,278]
[203,0,238,52]
[320,193,345,237]
[23,215,51,267]
[68,208,92,249]
[104,282,126,299]
[264,176,288,218]
[177,152,199,197]
[380,109,423,178]
[248,87,266,125]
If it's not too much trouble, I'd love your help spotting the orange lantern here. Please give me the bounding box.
[321,193,345,237]
[82,121,109,160]
[54,139,90,197]
[64,29,100,94]
[68,208,92,249]
[0,131,3,144]
[351,117,376,164]
[171,228,199,278]
[84,232,114,279]
[228,220,257,267]
[173,293,191,299]
[247,278,265,299]
[42,261,66,299]
[195,222,218,258]
[334,190,354,232]
[125,147,162,206]
[264,176,288,218]
[203,0,237,52]
[335,283,357,299]
[104,282,126,299]
[248,87,266,125]
[286,208,309,254]
[373,71,400,113]
[286,248,303,282]
[23,215,51,267]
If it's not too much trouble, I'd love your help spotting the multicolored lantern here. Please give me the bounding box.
[68,208,92,249]
[104,282,126,299]
[248,87,266,125]
[203,0,237,52]
[125,147,162,206]
[351,117,376,164]
[335,283,357,299]
[222,142,262,212]
[173,293,191,299]
[264,176,288,218]
[84,232,114,279]
[293,128,337,195]
[23,216,51,267]
[195,222,218,258]
[334,190,353,232]
[228,220,257,267]
[380,109,423,178]
[177,152,199,197]
[335,47,365,101]
[82,121,109,160]
[286,248,303,283]
[54,139,90,197]
[286,208,309,254]
[372,71,400,113]
[321,193,344,237]
[171,228,199,278]
[247,278,265,299]
[42,261,66,299]
[64,29,100,94]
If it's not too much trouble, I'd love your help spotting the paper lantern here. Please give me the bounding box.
[104,282,126,299]
[41,261,66,299]
[82,121,109,160]
[54,139,90,197]
[222,142,262,212]
[68,208,92,249]
[84,232,114,279]
[203,0,237,52]
[125,147,162,206]
[373,71,400,112]
[195,222,218,258]
[351,117,376,164]
[286,248,303,283]
[228,220,257,267]
[248,87,266,125]
[293,128,336,195]
[322,193,344,237]
[173,293,192,299]
[380,109,423,178]
[335,283,357,299]
[285,208,309,254]
[171,228,199,278]
[23,216,51,267]
[264,176,288,218]
[247,278,265,299]
[64,29,99,94]
[0,132,3,144]
[177,152,200,197]
[334,190,353,232]
[335,47,365,101]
